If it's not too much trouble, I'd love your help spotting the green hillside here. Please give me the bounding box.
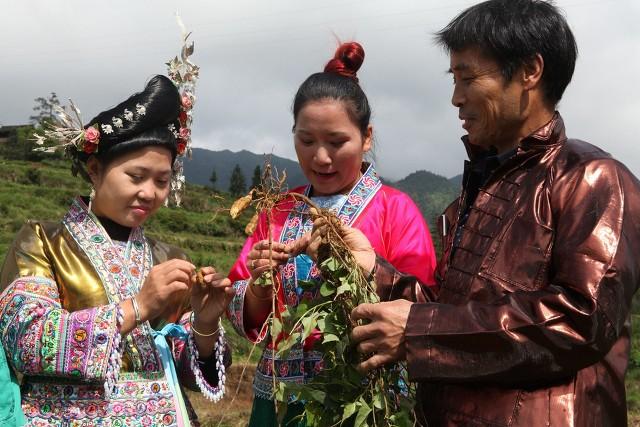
[392,169,459,225]
[389,169,459,254]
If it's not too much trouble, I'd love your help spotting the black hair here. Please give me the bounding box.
[293,42,371,136]
[82,75,180,166]
[435,0,577,106]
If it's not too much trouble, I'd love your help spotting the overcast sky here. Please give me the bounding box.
[1,0,638,180]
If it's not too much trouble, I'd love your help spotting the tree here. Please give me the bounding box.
[0,124,48,161]
[209,169,217,190]
[251,165,262,189]
[30,92,60,127]
[229,164,246,196]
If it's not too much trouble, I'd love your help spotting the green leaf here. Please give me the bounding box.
[322,333,340,344]
[276,332,300,357]
[321,257,339,272]
[354,400,371,427]
[372,392,384,410]
[253,271,273,287]
[298,279,317,290]
[323,312,345,336]
[305,388,326,403]
[305,409,317,425]
[320,281,335,297]
[295,300,310,317]
[274,381,286,402]
[271,316,282,338]
[336,283,352,296]
[389,410,412,427]
[301,315,318,341]
[280,306,293,321]
[346,366,365,386]
[342,402,357,422]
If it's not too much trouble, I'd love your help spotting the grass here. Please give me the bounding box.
[629,315,640,425]
[0,157,639,425]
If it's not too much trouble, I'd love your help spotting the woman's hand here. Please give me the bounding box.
[246,239,290,283]
[288,219,376,274]
[190,266,235,328]
[136,259,195,322]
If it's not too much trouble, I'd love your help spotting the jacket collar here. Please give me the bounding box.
[462,112,566,161]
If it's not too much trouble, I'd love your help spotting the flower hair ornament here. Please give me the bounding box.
[32,15,198,206]
[32,101,98,182]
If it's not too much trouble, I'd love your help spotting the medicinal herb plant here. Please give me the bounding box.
[230,161,416,427]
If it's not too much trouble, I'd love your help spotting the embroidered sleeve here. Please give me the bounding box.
[171,312,230,402]
[226,211,271,342]
[227,280,269,343]
[0,276,123,393]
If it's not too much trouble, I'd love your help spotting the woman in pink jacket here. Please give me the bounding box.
[227,41,437,426]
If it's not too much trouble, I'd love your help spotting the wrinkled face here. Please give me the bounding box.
[294,100,372,196]
[88,146,172,228]
[450,48,525,151]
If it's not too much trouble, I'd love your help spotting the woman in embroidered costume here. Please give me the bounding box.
[0,73,232,426]
[226,41,438,426]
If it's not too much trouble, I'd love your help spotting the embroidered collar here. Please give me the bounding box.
[63,196,161,372]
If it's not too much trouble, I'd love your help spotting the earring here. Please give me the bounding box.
[88,186,95,212]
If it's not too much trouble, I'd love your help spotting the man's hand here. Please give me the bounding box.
[351,299,414,372]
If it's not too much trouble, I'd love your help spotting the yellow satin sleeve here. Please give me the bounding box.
[0,221,109,312]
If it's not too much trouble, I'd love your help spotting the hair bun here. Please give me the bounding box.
[324,42,365,82]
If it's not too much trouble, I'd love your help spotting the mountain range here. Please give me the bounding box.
[183,148,462,236]
[184,148,308,190]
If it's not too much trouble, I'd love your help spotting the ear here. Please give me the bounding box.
[362,124,373,153]
[85,156,102,187]
[522,53,544,91]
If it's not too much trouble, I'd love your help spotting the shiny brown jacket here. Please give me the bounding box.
[377,115,640,426]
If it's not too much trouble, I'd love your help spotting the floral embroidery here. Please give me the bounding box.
[63,197,160,372]
[347,194,364,205]
[20,377,178,426]
[0,276,121,384]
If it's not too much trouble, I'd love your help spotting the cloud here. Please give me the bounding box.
[1,0,637,180]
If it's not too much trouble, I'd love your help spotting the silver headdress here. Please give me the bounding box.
[166,15,200,206]
[33,16,198,206]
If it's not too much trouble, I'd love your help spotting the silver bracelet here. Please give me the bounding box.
[131,297,142,325]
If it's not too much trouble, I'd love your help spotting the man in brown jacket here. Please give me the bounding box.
[337,0,640,425]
